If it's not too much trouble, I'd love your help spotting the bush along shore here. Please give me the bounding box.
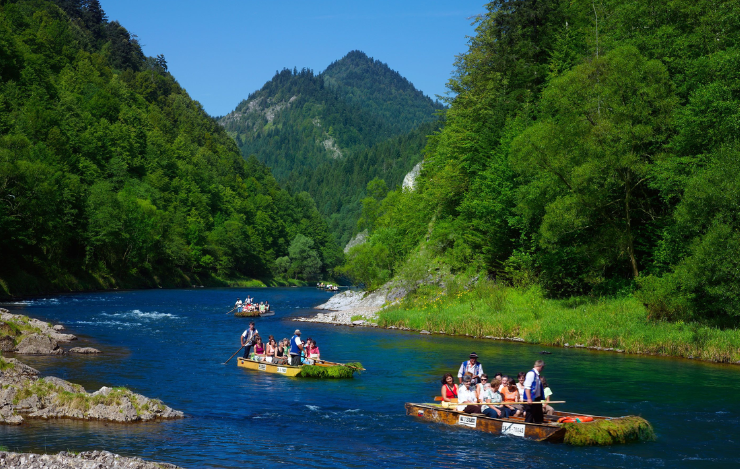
[302,280,740,365]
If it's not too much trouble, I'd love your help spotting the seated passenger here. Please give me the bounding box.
[253,335,265,360]
[265,335,277,361]
[308,340,320,360]
[440,373,458,403]
[457,375,482,413]
[480,378,509,418]
[301,338,314,364]
[500,375,523,417]
[541,377,555,415]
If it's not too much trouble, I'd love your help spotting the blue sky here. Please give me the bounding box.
[103,1,485,116]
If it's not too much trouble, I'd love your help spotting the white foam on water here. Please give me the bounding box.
[73,320,143,327]
[102,310,178,320]
[345,409,360,413]
[0,301,33,305]
[306,405,320,411]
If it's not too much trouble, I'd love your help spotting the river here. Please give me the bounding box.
[1,288,738,468]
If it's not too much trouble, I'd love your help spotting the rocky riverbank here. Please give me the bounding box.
[294,290,383,326]
[0,450,181,468]
[0,357,183,425]
[0,308,101,355]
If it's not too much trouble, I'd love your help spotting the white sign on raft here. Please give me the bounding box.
[501,422,526,437]
[258,364,266,371]
[458,415,477,428]
[277,367,288,373]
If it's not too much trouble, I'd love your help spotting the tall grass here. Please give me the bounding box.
[378,280,740,363]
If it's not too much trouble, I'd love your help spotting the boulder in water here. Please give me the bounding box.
[68,347,101,354]
[14,334,63,355]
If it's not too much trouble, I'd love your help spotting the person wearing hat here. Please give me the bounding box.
[289,329,304,366]
[240,321,258,358]
[457,352,484,384]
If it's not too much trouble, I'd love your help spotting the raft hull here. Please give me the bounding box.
[405,403,567,443]
[237,357,302,376]
[235,310,274,317]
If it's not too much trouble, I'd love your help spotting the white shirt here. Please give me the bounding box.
[457,383,478,404]
[523,368,542,400]
[241,328,258,344]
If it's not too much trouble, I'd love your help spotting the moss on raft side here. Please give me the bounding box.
[297,363,363,379]
[377,281,740,363]
[563,416,656,445]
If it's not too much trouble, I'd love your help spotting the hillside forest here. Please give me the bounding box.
[0,0,342,296]
[341,0,740,324]
[218,52,444,246]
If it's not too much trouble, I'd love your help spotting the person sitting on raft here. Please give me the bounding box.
[273,338,288,365]
[440,373,458,403]
[252,335,265,360]
[500,375,522,417]
[308,340,320,360]
[480,378,509,418]
[265,335,278,362]
[457,352,484,384]
[541,377,555,415]
[301,338,314,364]
[265,301,270,312]
[456,375,482,413]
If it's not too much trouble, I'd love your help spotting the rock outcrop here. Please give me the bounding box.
[0,358,184,425]
[0,450,182,469]
[15,334,63,355]
[68,347,101,354]
[343,230,368,253]
[402,162,422,191]
[0,308,87,355]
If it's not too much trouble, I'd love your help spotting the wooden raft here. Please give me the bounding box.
[406,403,612,443]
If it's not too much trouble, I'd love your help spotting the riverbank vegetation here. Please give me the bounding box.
[378,279,740,363]
[0,0,341,299]
[341,0,740,361]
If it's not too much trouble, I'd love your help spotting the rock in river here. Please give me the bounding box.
[0,358,184,425]
[68,347,101,354]
[14,334,63,355]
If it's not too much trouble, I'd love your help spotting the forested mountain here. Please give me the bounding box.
[342,0,740,323]
[0,0,341,296]
[219,51,443,246]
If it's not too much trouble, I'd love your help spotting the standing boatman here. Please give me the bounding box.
[289,329,304,366]
[240,322,258,358]
[523,359,545,424]
[457,352,484,384]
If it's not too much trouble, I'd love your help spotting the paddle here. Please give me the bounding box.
[433,396,565,404]
[223,345,244,365]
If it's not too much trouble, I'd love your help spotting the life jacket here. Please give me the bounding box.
[290,335,301,355]
[528,369,543,400]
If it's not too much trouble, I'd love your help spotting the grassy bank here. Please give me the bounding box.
[377,281,740,364]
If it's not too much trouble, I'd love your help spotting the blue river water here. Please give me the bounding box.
[1,287,739,468]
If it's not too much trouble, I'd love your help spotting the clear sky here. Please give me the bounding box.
[103,0,485,116]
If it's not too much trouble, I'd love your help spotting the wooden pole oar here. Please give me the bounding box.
[433,397,565,404]
[223,345,244,365]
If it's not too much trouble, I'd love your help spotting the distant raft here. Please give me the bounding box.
[234,310,274,317]
[236,357,364,379]
[405,403,654,445]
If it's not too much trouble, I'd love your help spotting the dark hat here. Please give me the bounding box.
[469,352,478,358]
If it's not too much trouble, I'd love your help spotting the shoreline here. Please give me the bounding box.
[296,290,740,367]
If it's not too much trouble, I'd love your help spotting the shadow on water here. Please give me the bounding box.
[1,287,739,468]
